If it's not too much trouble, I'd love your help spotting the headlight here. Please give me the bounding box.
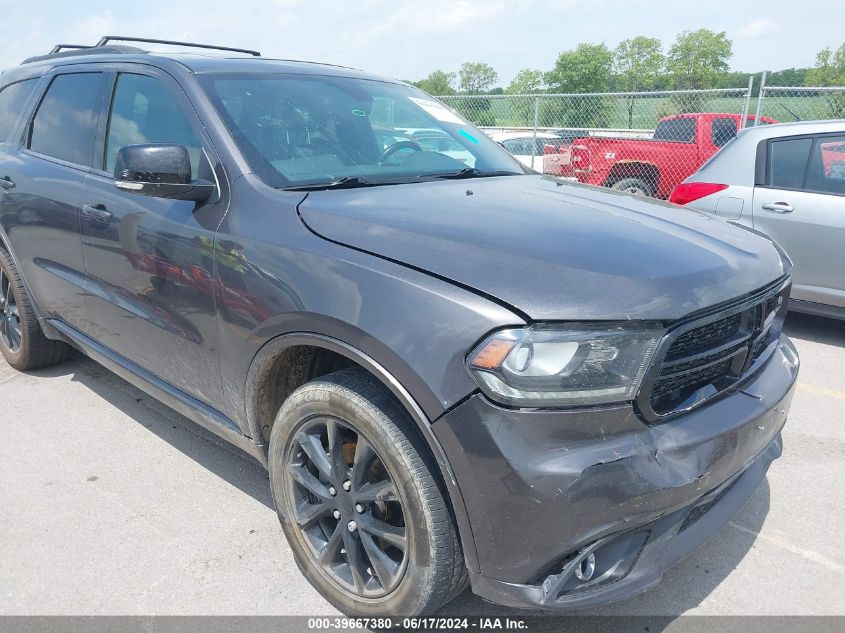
[467,323,663,407]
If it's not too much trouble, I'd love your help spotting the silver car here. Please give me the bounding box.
[671,120,845,319]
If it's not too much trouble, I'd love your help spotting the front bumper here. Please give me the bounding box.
[432,337,798,609]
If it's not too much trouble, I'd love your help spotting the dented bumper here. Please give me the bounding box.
[433,337,798,607]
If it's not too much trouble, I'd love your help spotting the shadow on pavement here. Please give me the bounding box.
[28,351,771,618]
[784,312,845,348]
[28,353,274,510]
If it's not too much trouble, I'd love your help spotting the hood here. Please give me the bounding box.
[298,175,789,321]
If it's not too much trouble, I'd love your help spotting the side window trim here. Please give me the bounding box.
[92,70,118,176]
[23,70,108,172]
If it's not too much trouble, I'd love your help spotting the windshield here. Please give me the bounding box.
[200,73,524,188]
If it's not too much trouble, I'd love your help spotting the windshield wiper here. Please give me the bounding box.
[429,168,521,180]
[284,169,522,191]
[284,176,377,191]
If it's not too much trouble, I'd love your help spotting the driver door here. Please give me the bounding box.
[80,68,227,408]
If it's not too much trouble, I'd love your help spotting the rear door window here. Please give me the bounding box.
[0,78,39,142]
[767,137,812,189]
[804,136,845,195]
[29,72,105,166]
[653,118,695,143]
[711,117,738,147]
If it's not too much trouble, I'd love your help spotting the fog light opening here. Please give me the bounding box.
[574,552,596,582]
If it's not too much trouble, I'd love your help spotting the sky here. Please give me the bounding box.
[1,0,842,87]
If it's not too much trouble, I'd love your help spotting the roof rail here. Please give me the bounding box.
[49,44,92,54]
[22,45,146,65]
[96,36,261,57]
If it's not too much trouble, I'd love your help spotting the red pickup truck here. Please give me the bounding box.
[571,113,777,198]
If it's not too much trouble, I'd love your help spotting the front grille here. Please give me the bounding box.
[650,357,734,401]
[641,280,789,420]
[667,313,741,359]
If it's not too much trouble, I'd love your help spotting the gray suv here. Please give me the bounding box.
[0,37,799,616]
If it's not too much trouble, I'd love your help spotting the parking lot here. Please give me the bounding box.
[0,312,843,617]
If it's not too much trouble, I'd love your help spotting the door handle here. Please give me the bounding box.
[81,204,113,222]
[761,202,793,214]
[0,176,15,190]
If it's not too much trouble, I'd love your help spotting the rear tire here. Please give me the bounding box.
[610,177,654,197]
[269,368,465,616]
[0,248,68,370]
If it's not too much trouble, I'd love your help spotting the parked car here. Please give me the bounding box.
[670,120,845,320]
[0,37,799,616]
[542,129,590,178]
[488,131,563,171]
[571,113,777,197]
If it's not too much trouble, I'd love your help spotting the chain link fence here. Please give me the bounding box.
[758,86,845,123]
[435,84,843,198]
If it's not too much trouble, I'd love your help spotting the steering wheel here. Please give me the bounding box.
[379,140,424,163]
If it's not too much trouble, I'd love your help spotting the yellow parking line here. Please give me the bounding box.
[798,382,845,400]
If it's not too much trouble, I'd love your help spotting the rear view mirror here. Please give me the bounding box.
[114,143,214,203]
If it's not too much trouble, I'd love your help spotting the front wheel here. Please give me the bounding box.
[269,368,465,616]
[610,177,654,197]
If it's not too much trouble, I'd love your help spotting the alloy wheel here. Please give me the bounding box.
[0,268,21,353]
[285,417,408,598]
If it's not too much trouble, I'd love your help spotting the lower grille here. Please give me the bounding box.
[641,280,790,420]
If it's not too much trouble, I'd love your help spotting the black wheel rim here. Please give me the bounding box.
[0,269,21,354]
[284,417,408,598]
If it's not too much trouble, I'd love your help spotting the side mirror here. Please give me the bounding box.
[114,143,215,203]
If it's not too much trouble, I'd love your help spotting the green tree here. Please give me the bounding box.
[506,69,545,95]
[667,29,732,90]
[545,43,613,94]
[806,43,845,86]
[450,99,496,126]
[544,43,613,127]
[666,29,732,113]
[458,62,499,94]
[505,69,546,126]
[715,70,754,89]
[413,70,456,96]
[613,36,663,127]
[768,68,809,87]
[806,43,845,118]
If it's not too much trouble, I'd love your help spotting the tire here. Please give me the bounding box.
[610,177,654,197]
[0,248,68,370]
[269,368,464,616]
